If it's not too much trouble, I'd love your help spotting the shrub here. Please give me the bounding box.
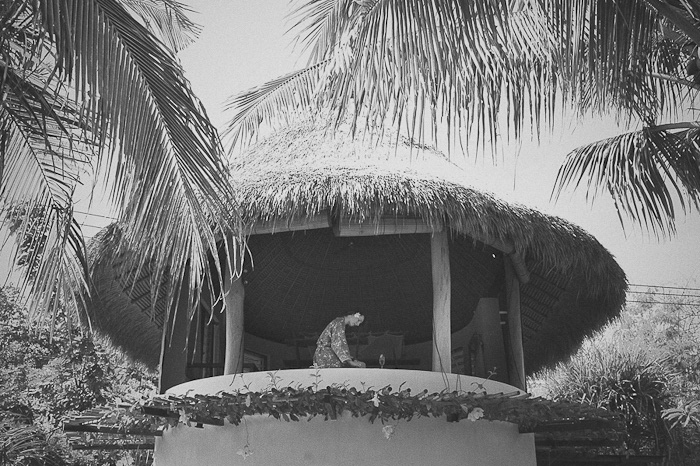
[534,337,674,456]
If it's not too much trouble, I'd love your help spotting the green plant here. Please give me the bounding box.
[664,400,700,429]
[0,287,157,465]
[535,339,673,456]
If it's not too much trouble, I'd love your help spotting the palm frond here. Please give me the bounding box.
[0,56,94,322]
[222,62,327,151]
[0,422,64,466]
[1,1,237,327]
[231,0,559,151]
[120,0,201,52]
[271,0,700,235]
[288,0,356,65]
[553,124,700,236]
[235,1,692,150]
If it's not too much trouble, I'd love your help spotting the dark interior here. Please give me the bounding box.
[240,228,503,344]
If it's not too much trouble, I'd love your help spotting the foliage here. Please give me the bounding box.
[534,340,673,456]
[0,409,66,466]
[225,0,700,235]
[76,375,622,450]
[0,0,237,332]
[0,287,157,465]
[532,289,700,464]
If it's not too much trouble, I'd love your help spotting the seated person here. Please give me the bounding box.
[313,313,367,368]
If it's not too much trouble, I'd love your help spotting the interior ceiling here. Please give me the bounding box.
[241,228,502,344]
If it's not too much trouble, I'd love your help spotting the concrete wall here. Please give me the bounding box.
[156,412,534,466]
[156,370,535,466]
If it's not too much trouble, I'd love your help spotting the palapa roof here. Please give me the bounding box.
[88,120,627,376]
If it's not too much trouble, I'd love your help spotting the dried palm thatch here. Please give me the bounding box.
[88,119,627,375]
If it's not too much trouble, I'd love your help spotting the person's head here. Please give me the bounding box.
[345,312,364,327]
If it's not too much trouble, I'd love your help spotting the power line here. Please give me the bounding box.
[627,300,700,307]
[78,223,107,230]
[629,283,700,292]
[628,290,700,299]
[74,210,117,220]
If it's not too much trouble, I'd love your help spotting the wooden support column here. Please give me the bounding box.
[504,258,526,390]
[223,251,245,375]
[158,276,191,394]
[431,230,452,373]
[223,276,245,374]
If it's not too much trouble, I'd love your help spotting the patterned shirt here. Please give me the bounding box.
[313,317,352,368]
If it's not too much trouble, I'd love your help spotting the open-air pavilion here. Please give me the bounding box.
[80,121,628,465]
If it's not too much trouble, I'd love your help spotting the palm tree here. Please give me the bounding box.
[224,0,700,236]
[0,1,236,325]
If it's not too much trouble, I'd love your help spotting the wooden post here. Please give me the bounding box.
[158,276,191,394]
[504,258,526,390]
[471,298,507,381]
[431,230,451,373]
[223,246,245,375]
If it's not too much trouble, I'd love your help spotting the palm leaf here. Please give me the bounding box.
[553,124,700,236]
[1,1,237,326]
[0,53,94,325]
[288,0,356,65]
[222,61,327,151]
[120,0,201,52]
[226,0,700,234]
[0,422,64,466]
[229,0,558,151]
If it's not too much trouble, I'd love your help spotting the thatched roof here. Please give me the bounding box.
[88,120,627,375]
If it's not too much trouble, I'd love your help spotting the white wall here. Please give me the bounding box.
[157,370,536,466]
[156,412,535,466]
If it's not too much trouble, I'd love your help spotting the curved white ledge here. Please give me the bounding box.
[158,370,535,466]
[166,368,524,396]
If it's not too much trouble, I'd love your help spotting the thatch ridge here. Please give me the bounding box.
[231,120,626,304]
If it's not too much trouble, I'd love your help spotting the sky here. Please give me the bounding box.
[171,0,700,290]
[4,0,699,292]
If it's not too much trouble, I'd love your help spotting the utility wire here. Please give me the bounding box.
[628,290,700,299]
[627,300,700,307]
[629,284,700,292]
[74,210,117,220]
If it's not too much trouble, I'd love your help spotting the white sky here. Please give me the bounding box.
[3,0,699,290]
[174,0,700,288]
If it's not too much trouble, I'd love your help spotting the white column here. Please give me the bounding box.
[431,230,451,373]
[504,258,526,390]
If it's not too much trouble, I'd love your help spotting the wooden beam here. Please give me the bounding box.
[63,424,161,437]
[458,226,515,254]
[524,419,620,433]
[334,217,435,236]
[461,229,531,284]
[534,438,624,448]
[504,259,526,391]
[71,443,155,451]
[249,212,331,235]
[508,251,531,284]
[532,453,664,464]
[335,219,531,285]
[431,230,451,373]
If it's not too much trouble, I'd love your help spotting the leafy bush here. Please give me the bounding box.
[0,287,157,465]
[535,338,673,455]
[532,290,700,465]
